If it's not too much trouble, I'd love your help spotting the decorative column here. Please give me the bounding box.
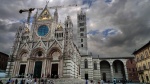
[25,60,30,75]
[124,63,128,80]
[110,63,114,81]
[14,61,20,77]
[99,61,101,79]
[59,56,63,78]
[12,61,16,77]
[46,58,52,77]
[42,59,46,77]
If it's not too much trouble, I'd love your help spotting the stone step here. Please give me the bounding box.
[0,78,86,84]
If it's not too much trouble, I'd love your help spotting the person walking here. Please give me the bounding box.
[113,78,116,84]
[100,79,104,84]
[34,78,37,84]
[15,79,18,84]
[85,79,88,84]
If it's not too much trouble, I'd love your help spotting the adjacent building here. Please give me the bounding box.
[133,41,150,83]
[126,58,139,82]
[0,52,9,71]
[6,4,134,82]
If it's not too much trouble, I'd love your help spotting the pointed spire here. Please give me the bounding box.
[54,8,58,23]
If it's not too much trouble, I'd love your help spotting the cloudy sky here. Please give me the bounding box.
[0,0,150,58]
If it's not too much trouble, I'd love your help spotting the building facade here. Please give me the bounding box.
[6,4,132,82]
[126,59,139,82]
[0,52,9,71]
[133,41,150,83]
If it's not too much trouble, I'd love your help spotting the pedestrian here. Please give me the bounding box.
[85,79,88,84]
[100,79,104,84]
[34,78,37,84]
[0,80,3,84]
[113,78,116,84]
[15,79,18,84]
[90,80,95,84]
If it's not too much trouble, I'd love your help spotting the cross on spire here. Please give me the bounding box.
[46,1,49,6]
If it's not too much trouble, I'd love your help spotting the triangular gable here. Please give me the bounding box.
[20,43,30,50]
[33,39,46,50]
[37,6,52,21]
[48,39,62,50]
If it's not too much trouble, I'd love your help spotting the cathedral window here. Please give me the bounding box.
[80,33,84,36]
[94,61,97,70]
[37,51,42,57]
[81,44,83,47]
[81,39,83,42]
[79,23,84,26]
[61,33,63,37]
[38,25,49,36]
[84,59,88,68]
[80,28,84,32]
[66,23,68,27]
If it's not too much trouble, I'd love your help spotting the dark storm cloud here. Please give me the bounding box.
[0,0,150,58]
[88,0,150,57]
[0,20,20,54]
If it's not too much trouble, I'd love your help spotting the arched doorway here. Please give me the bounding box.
[47,47,63,78]
[100,60,111,82]
[113,60,125,81]
[34,61,42,78]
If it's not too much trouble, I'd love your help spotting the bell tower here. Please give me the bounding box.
[77,11,88,56]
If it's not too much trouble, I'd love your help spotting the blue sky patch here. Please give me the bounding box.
[88,29,100,35]
[105,0,112,3]
[102,28,117,37]
[82,0,97,7]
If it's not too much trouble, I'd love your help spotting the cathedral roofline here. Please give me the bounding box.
[92,56,134,59]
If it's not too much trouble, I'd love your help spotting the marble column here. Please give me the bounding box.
[14,61,20,77]
[110,64,114,81]
[59,56,63,77]
[46,59,52,76]
[124,64,128,80]
[12,61,17,77]
[99,62,101,79]
[25,60,30,75]
[42,59,46,77]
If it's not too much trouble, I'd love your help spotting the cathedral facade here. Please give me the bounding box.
[7,5,132,82]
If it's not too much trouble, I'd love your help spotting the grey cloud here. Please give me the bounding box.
[0,0,150,58]
[87,0,150,57]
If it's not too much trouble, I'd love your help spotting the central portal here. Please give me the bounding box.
[51,64,58,78]
[34,61,42,78]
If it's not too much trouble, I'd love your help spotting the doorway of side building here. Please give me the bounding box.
[19,64,26,78]
[34,61,42,78]
[102,73,106,82]
[85,73,88,80]
[51,64,58,78]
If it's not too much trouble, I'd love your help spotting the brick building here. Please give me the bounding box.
[126,58,139,82]
[0,52,9,71]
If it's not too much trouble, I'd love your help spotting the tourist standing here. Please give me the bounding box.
[15,79,18,84]
[90,80,95,84]
[34,78,37,84]
[113,78,116,84]
[100,79,104,84]
[85,79,88,84]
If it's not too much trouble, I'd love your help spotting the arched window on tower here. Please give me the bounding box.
[37,51,42,57]
[94,61,97,70]
[84,59,88,68]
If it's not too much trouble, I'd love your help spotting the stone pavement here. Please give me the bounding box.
[0,78,143,84]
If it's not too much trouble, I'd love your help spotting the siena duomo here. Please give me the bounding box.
[6,4,130,82]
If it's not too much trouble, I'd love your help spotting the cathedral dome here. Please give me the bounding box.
[56,24,63,31]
